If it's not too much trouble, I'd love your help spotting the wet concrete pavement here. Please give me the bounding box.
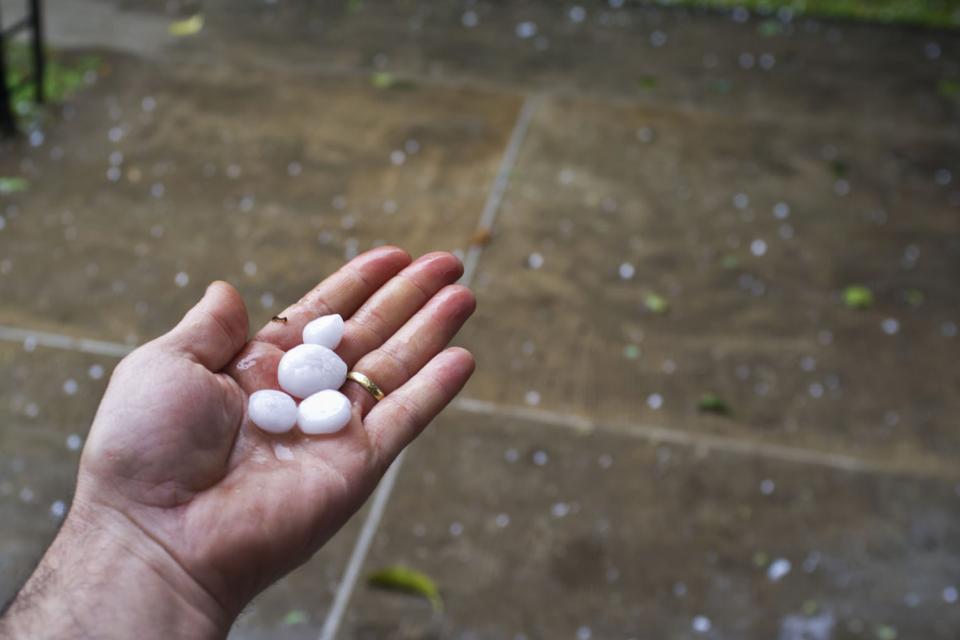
[1,1,959,638]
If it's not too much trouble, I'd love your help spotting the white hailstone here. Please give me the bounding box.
[302,314,345,349]
[618,262,636,280]
[243,261,257,276]
[751,239,768,256]
[174,272,189,287]
[287,161,302,176]
[50,500,67,518]
[568,6,586,23]
[650,30,667,47]
[733,193,750,209]
[527,253,544,269]
[881,318,900,335]
[515,21,537,39]
[88,364,105,380]
[524,390,541,406]
[576,626,592,640]
[297,390,352,435]
[495,513,510,528]
[390,150,406,165]
[248,389,298,434]
[760,479,775,495]
[773,202,790,219]
[66,434,82,451]
[646,393,663,410]
[277,344,348,398]
[943,586,958,603]
[461,10,479,28]
[63,379,78,395]
[767,558,792,582]
[142,96,156,112]
[692,616,711,633]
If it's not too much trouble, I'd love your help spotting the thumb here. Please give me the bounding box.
[162,281,249,371]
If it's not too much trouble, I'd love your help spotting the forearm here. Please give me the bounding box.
[0,502,231,640]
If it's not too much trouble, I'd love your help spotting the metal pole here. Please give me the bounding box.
[29,0,44,104]
[0,4,18,136]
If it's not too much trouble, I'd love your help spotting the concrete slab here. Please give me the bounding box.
[340,410,960,639]
[0,53,519,344]
[460,94,960,472]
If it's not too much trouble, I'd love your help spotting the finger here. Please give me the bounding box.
[336,252,463,366]
[344,284,476,417]
[254,246,411,350]
[364,347,475,468]
[160,281,249,371]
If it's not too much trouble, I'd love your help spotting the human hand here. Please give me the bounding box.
[0,248,475,639]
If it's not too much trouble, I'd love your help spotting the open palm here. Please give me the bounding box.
[76,247,475,621]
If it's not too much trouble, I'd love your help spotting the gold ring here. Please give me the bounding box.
[346,371,385,402]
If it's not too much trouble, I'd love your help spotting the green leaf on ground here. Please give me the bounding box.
[904,289,925,307]
[368,565,443,613]
[169,14,204,37]
[938,79,960,98]
[843,285,874,309]
[758,19,784,36]
[874,624,898,640]
[697,393,730,415]
[720,254,740,269]
[638,75,657,91]
[0,177,29,194]
[829,159,848,178]
[708,79,733,94]
[281,610,309,626]
[644,293,669,314]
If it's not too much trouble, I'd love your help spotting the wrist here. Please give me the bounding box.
[1,499,233,640]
